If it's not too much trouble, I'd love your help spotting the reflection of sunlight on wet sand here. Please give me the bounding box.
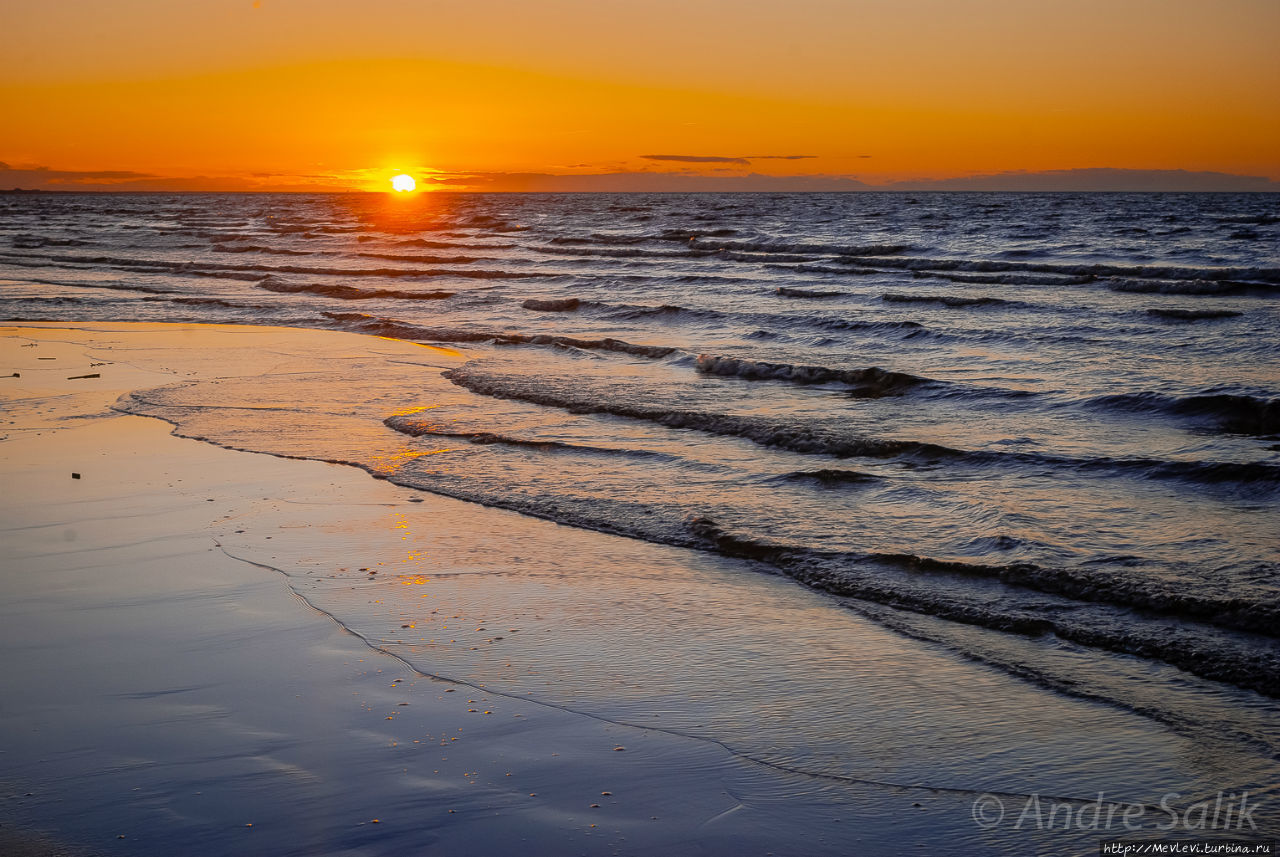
[386,403,448,418]
[375,337,464,358]
[369,446,459,474]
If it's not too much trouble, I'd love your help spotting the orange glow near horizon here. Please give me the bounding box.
[0,1,1276,190]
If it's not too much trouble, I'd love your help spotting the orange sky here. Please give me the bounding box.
[1,0,1277,191]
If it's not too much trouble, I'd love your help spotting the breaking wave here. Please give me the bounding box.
[881,292,1013,308]
[1088,391,1280,435]
[382,420,672,461]
[444,365,1280,487]
[695,354,930,396]
[682,518,1280,697]
[775,469,884,486]
[775,286,845,298]
[258,279,455,301]
[320,311,678,358]
[522,297,582,311]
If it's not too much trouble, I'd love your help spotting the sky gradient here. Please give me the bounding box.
[2,0,1277,191]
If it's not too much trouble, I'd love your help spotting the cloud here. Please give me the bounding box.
[641,154,751,165]
[0,163,356,192]
[0,163,160,187]
[640,154,817,166]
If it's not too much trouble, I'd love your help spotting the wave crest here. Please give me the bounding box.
[695,354,929,396]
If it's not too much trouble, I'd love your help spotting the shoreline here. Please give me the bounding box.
[3,324,866,855]
[2,322,1274,854]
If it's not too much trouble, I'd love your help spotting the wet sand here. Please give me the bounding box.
[1,323,1270,856]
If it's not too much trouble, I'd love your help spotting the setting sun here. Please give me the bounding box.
[390,174,416,192]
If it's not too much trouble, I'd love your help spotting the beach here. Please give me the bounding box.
[2,321,1274,855]
[3,0,1278,847]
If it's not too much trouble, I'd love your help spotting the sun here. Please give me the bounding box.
[390,174,416,193]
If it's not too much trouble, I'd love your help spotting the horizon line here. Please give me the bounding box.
[5,188,1279,195]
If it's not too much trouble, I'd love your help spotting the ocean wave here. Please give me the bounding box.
[534,242,821,265]
[683,517,1280,697]
[390,237,519,250]
[865,552,1279,637]
[528,292,928,337]
[687,237,913,257]
[0,252,264,281]
[141,296,267,310]
[695,354,929,396]
[808,317,928,334]
[354,251,485,264]
[13,252,550,281]
[445,366,1280,485]
[601,303,727,323]
[265,222,334,234]
[248,264,549,280]
[318,312,441,341]
[533,244,714,260]
[838,253,1280,286]
[775,469,884,486]
[917,272,1094,287]
[683,515,1280,639]
[444,366,961,458]
[522,297,582,311]
[319,311,677,358]
[210,244,315,256]
[1147,308,1244,321]
[548,233,652,246]
[775,287,845,298]
[13,277,183,296]
[382,421,671,460]
[881,292,1012,308]
[546,229,741,247]
[656,228,740,240]
[10,235,89,249]
[781,263,884,276]
[1107,279,1265,296]
[716,250,822,264]
[1216,214,1280,226]
[1126,458,1280,483]
[1088,391,1280,435]
[259,279,455,301]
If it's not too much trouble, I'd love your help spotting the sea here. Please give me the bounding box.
[2,191,1278,831]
